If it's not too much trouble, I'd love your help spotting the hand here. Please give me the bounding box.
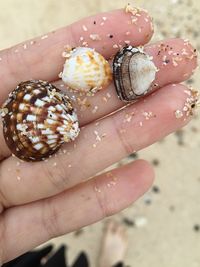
[0,8,198,264]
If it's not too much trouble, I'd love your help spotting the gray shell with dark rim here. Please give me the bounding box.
[113,46,157,102]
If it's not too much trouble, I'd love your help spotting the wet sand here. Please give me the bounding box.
[0,0,200,266]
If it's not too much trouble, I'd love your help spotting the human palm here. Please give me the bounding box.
[0,8,198,264]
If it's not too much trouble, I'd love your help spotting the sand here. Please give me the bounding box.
[0,0,200,266]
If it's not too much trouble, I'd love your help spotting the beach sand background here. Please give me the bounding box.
[0,0,200,266]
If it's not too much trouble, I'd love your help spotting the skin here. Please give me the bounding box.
[0,8,198,264]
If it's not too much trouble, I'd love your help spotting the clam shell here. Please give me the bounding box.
[1,80,79,161]
[113,46,157,102]
[62,47,112,94]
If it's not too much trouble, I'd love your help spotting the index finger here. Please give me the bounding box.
[0,8,153,102]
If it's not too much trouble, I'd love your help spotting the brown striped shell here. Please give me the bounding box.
[1,80,80,161]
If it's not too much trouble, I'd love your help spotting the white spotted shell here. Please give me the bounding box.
[61,47,112,94]
[1,80,80,161]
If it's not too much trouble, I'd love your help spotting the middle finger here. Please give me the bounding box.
[0,83,198,207]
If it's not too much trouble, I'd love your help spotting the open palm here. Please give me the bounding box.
[0,8,198,264]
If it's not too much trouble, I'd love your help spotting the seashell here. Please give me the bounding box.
[113,46,157,102]
[61,47,112,94]
[0,80,80,161]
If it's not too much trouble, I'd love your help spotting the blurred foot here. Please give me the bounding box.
[98,220,128,267]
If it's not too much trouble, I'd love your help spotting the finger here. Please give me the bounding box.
[0,84,197,207]
[0,160,154,263]
[0,8,153,102]
[54,38,198,125]
[0,38,197,159]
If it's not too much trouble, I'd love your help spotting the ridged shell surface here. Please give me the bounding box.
[62,47,112,94]
[1,80,79,161]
